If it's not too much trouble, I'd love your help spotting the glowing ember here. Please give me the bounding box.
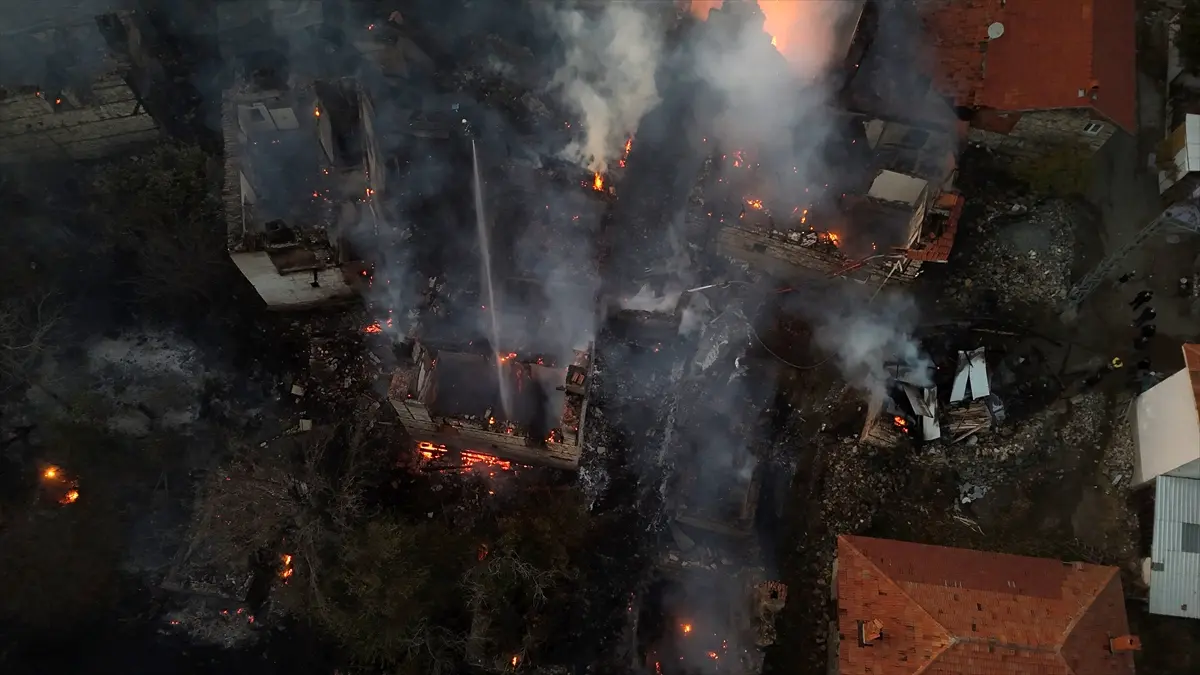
[60,489,79,505]
[511,655,520,667]
[732,150,745,168]
[745,198,764,210]
[280,554,294,580]
[363,318,392,333]
[417,441,513,471]
[680,623,693,635]
[893,416,908,428]
[43,466,59,480]
[828,232,840,246]
[314,107,320,118]
[592,173,604,191]
[771,36,777,47]
[708,651,719,660]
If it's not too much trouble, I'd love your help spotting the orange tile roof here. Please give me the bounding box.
[923,0,1137,133]
[836,535,1136,675]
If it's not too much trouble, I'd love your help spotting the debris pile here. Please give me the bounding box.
[943,200,1079,314]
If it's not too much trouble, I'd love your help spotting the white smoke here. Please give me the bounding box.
[619,285,681,313]
[805,288,932,400]
[550,5,663,172]
[692,2,860,196]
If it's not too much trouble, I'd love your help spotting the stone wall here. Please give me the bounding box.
[968,108,1117,159]
[0,72,159,163]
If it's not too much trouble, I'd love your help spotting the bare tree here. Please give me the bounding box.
[0,291,58,392]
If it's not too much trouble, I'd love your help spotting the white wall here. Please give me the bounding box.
[1134,369,1200,486]
[231,251,354,309]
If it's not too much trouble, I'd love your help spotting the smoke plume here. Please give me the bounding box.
[798,285,932,400]
[549,4,663,172]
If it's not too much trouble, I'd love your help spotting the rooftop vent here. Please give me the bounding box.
[1110,635,1142,653]
[858,619,884,646]
[987,23,1005,40]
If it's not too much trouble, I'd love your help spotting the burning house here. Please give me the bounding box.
[388,339,591,470]
[716,163,961,286]
[221,67,371,309]
[0,9,162,163]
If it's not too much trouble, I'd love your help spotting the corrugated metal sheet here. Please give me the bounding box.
[1150,475,1200,618]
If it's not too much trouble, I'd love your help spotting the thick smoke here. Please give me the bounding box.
[797,284,932,400]
[690,1,860,197]
[549,4,663,172]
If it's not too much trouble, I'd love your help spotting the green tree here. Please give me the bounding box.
[89,144,231,312]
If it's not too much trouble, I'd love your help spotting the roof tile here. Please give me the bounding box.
[836,535,1136,675]
[923,0,1137,133]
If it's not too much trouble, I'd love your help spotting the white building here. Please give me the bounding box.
[1132,344,1200,486]
[1132,344,1200,618]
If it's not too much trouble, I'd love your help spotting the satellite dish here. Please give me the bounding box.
[987,22,1005,40]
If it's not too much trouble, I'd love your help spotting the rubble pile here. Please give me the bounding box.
[943,200,1078,314]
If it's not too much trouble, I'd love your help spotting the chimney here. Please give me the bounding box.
[858,619,884,646]
[1110,635,1142,653]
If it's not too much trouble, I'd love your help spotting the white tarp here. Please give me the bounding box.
[950,348,990,403]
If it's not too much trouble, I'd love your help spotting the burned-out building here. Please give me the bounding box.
[221,69,371,309]
[716,165,962,285]
[0,10,162,163]
[387,339,591,470]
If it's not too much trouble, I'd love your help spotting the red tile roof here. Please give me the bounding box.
[924,0,1137,133]
[836,535,1136,675]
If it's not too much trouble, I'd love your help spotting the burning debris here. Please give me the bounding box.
[389,339,592,470]
[40,464,81,506]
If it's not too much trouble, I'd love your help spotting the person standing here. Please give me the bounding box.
[1134,307,1157,326]
[1118,271,1137,285]
[1130,290,1153,309]
[1141,324,1157,339]
[1135,335,1151,350]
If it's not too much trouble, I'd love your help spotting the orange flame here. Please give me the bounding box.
[60,489,79,505]
[280,554,294,580]
[592,173,604,191]
[681,623,693,634]
[828,232,840,246]
[746,198,764,210]
[43,466,60,480]
[707,651,719,660]
[618,137,634,168]
[417,441,513,471]
[893,416,908,428]
[511,655,520,667]
[687,1,847,77]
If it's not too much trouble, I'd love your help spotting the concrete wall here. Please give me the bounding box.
[969,108,1117,158]
[230,251,355,309]
[1133,369,1200,485]
[0,73,159,163]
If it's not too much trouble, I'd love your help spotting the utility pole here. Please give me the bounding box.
[1060,201,1200,321]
